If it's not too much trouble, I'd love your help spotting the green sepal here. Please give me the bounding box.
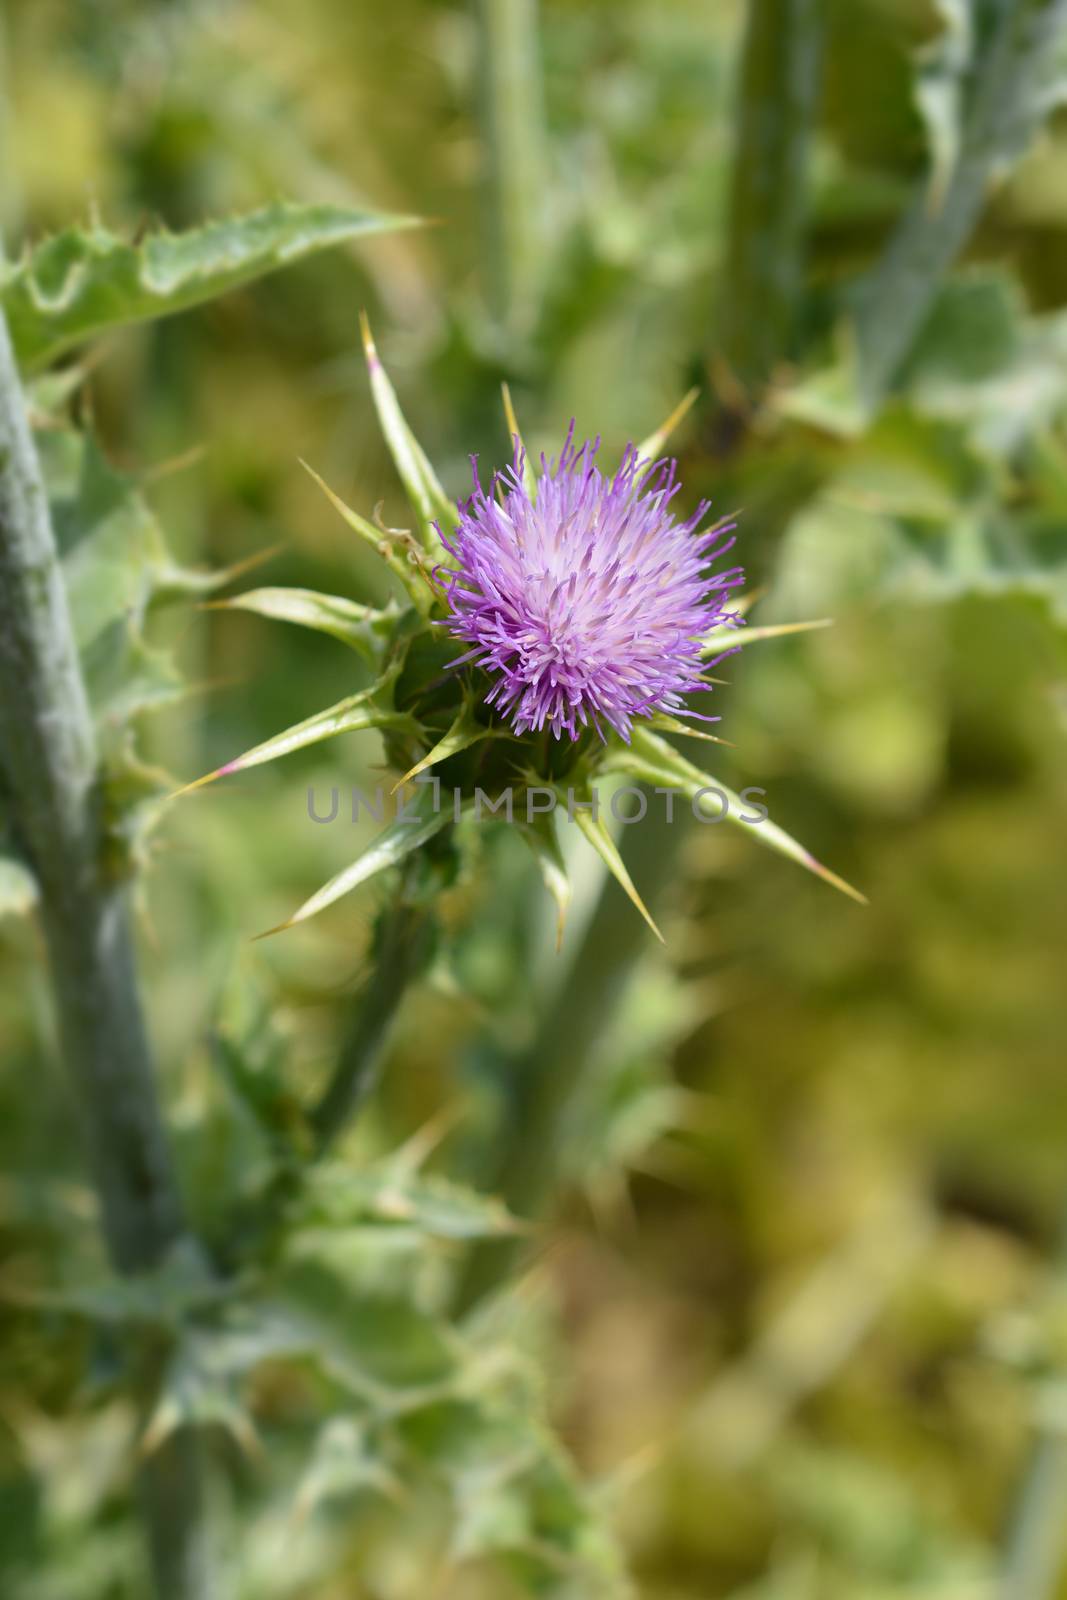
[516,810,572,951]
[301,459,436,612]
[700,616,832,659]
[390,697,494,792]
[175,666,419,797]
[646,711,733,746]
[501,382,538,500]
[635,387,700,465]
[255,784,452,937]
[360,312,455,563]
[606,727,867,904]
[558,780,663,942]
[206,586,400,671]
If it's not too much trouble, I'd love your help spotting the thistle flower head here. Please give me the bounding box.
[438,426,743,741]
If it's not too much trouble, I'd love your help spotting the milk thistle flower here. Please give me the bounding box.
[438,428,743,743]
[181,321,864,935]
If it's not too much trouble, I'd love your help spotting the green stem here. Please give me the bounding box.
[137,1429,213,1600]
[311,883,434,1152]
[853,0,1067,411]
[456,810,676,1310]
[0,307,210,1599]
[477,0,548,337]
[1001,1436,1067,1600]
[720,0,822,401]
[999,1201,1067,1600]
[0,13,21,251]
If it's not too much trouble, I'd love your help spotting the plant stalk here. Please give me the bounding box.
[720,0,822,401]
[311,886,434,1152]
[477,0,548,337]
[999,1198,1067,1600]
[1001,1435,1067,1600]
[0,12,22,251]
[853,0,1067,411]
[0,307,210,1599]
[456,809,677,1310]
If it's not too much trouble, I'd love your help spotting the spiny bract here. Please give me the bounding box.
[437,426,743,742]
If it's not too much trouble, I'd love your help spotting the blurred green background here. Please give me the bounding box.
[2,0,1067,1596]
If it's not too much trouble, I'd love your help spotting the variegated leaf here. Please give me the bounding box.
[3,201,420,369]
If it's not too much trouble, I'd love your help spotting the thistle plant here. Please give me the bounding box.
[8,0,1067,1593]
[186,319,863,950]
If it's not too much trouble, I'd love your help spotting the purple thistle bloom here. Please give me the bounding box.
[436,426,744,742]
